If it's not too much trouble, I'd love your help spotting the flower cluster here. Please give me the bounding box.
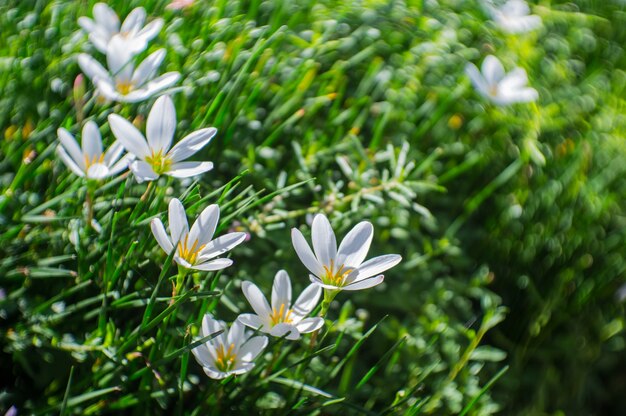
[57,4,403,382]
[466,0,540,105]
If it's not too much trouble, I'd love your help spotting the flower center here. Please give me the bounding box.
[488,84,499,97]
[215,343,237,373]
[115,80,134,95]
[84,153,105,170]
[145,149,172,175]
[322,259,353,287]
[176,234,206,265]
[270,303,293,325]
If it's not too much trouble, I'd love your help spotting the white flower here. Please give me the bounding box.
[56,121,133,180]
[291,214,402,291]
[489,0,541,34]
[78,3,163,54]
[108,95,215,182]
[192,314,268,380]
[78,36,180,104]
[465,55,538,105]
[239,270,324,340]
[151,198,247,271]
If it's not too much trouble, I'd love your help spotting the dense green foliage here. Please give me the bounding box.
[1,0,625,414]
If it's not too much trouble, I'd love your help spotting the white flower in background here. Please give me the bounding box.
[151,198,247,271]
[489,0,541,34]
[292,214,402,291]
[56,121,133,180]
[465,55,538,105]
[78,36,180,103]
[239,270,324,340]
[192,314,268,380]
[167,0,195,10]
[78,3,163,54]
[108,95,215,182]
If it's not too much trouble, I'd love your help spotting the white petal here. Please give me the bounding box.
[270,323,300,340]
[130,160,159,182]
[141,71,181,96]
[108,153,134,175]
[499,68,528,91]
[271,270,292,313]
[228,320,246,347]
[147,95,176,153]
[151,218,174,255]
[77,54,110,83]
[107,114,151,159]
[238,336,268,361]
[355,254,401,280]
[168,198,189,245]
[237,313,265,331]
[57,147,85,177]
[131,49,166,87]
[168,127,217,163]
[295,317,324,334]
[336,221,373,268]
[57,128,84,169]
[230,362,255,376]
[95,79,125,102]
[81,120,103,160]
[136,18,164,43]
[197,232,246,262]
[103,141,124,166]
[343,275,384,291]
[291,284,322,318]
[188,204,219,248]
[482,55,505,85]
[93,2,120,34]
[465,63,489,97]
[86,163,110,179]
[78,17,96,34]
[202,314,227,346]
[191,258,233,271]
[120,7,146,33]
[291,228,324,277]
[203,367,228,380]
[165,161,213,178]
[115,88,154,103]
[241,281,271,319]
[308,274,342,291]
[311,214,337,269]
[191,343,214,368]
[106,35,134,81]
[89,33,110,54]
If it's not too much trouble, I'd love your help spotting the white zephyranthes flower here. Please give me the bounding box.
[77,36,180,104]
[192,314,268,380]
[291,214,402,291]
[239,270,324,340]
[78,3,163,54]
[465,55,538,105]
[488,0,541,34]
[151,198,247,271]
[108,95,215,182]
[56,121,133,180]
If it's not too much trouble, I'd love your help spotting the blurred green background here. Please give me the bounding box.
[1,0,626,414]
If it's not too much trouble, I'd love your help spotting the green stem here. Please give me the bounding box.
[173,266,189,300]
[308,289,338,350]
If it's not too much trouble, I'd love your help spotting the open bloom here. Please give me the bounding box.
[465,55,538,105]
[239,270,324,340]
[192,314,268,380]
[489,0,541,34]
[57,121,133,180]
[151,198,247,271]
[292,214,402,291]
[78,3,163,54]
[78,36,180,103]
[108,95,215,182]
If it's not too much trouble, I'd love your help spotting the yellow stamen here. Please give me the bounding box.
[270,303,294,325]
[116,80,134,95]
[215,343,237,372]
[145,149,173,175]
[83,153,105,170]
[176,234,207,265]
[322,259,352,287]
